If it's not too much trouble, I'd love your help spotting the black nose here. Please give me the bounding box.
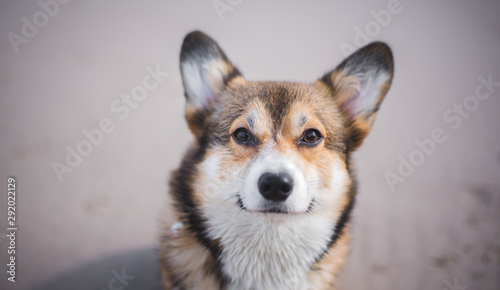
[258,172,294,202]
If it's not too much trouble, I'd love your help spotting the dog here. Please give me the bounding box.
[159,31,393,290]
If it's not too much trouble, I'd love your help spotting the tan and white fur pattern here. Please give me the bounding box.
[160,31,394,290]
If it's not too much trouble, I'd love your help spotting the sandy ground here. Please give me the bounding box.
[0,0,499,289]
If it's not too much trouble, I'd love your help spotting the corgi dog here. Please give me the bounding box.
[160,31,394,290]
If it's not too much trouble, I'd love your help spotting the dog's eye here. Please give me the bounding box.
[300,129,322,146]
[232,128,252,143]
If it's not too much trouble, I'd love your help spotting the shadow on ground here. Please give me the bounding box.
[32,248,162,290]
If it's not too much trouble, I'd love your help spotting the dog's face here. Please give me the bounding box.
[208,81,351,216]
[179,31,393,220]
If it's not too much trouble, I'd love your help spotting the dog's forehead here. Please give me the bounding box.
[226,82,323,124]
[227,81,342,130]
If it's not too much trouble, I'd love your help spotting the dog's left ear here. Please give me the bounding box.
[320,42,394,150]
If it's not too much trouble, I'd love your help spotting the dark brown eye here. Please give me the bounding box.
[300,129,322,146]
[232,128,252,143]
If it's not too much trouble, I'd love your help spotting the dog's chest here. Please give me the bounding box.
[206,211,334,289]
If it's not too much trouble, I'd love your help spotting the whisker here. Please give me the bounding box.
[229,175,245,184]
[307,180,323,187]
[236,204,245,220]
[212,195,237,211]
[233,174,245,180]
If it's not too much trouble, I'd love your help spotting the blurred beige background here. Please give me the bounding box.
[1,0,499,289]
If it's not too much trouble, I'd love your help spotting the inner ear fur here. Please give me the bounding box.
[179,31,243,138]
[319,42,394,150]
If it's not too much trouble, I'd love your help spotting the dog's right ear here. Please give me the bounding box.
[180,31,242,136]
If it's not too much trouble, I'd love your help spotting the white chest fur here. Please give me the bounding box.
[205,207,334,290]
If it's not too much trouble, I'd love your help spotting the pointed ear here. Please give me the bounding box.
[180,31,241,110]
[320,42,394,150]
[180,31,242,137]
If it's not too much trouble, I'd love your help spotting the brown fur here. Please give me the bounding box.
[159,31,393,289]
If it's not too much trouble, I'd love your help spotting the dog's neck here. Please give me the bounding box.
[204,206,335,289]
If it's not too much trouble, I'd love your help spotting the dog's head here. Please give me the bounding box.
[179,31,393,217]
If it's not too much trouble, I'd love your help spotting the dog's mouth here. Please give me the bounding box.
[256,207,289,214]
[236,195,315,215]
